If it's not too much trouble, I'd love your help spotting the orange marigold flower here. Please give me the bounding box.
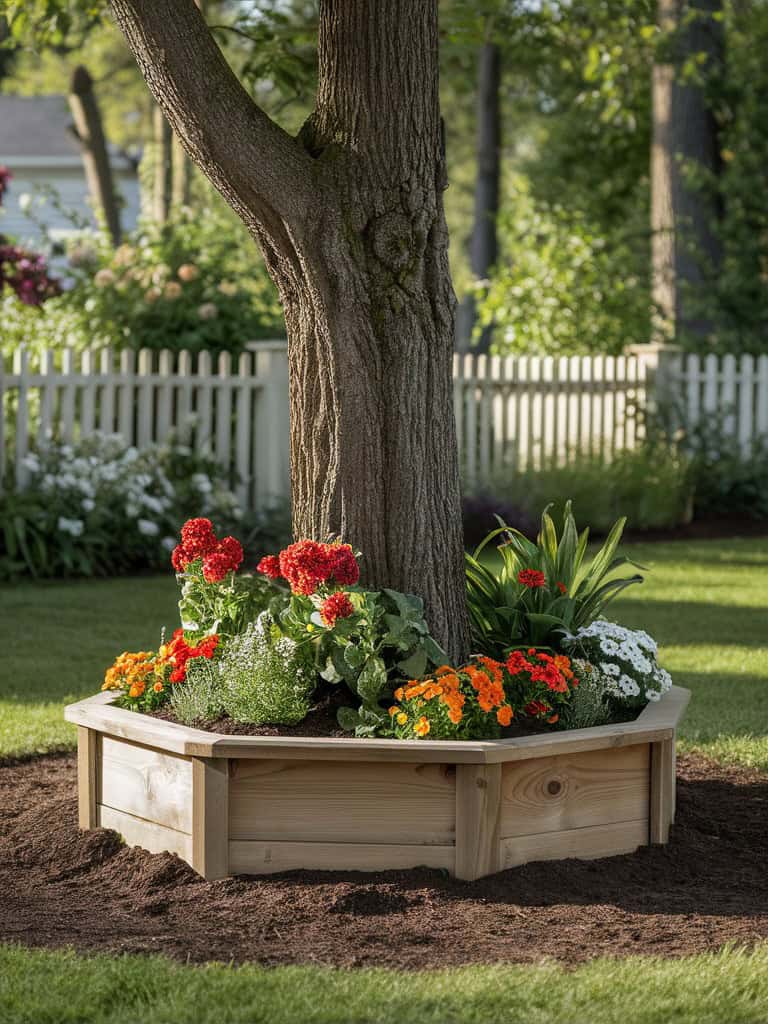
[394,687,404,701]
[414,716,431,737]
[388,705,399,717]
[547,713,559,724]
[128,681,145,698]
[497,705,514,727]
[153,681,164,693]
[448,708,463,725]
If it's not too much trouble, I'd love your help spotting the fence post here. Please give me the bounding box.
[624,343,682,439]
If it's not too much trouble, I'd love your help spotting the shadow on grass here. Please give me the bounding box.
[615,599,768,646]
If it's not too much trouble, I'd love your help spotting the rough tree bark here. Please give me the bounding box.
[110,0,470,660]
[68,65,122,245]
[456,41,501,355]
[651,0,724,342]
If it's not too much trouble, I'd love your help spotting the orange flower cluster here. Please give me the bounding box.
[102,650,157,699]
[390,657,515,739]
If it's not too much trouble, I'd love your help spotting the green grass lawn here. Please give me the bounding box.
[1,537,767,1024]
[3,944,768,1024]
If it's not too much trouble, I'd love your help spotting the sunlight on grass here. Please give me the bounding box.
[3,943,768,1024]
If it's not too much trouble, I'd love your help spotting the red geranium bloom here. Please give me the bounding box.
[279,539,333,595]
[180,517,218,560]
[320,591,355,627]
[202,551,232,583]
[324,543,360,586]
[171,544,189,572]
[218,535,244,572]
[556,581,567,595]
[518,568,546,589]
[257,554,282,579]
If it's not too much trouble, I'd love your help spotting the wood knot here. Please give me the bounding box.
[547,779,563,796]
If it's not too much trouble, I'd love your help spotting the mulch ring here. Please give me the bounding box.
[1,751,767,968]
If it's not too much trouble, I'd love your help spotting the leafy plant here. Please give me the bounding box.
[465,501,644,657]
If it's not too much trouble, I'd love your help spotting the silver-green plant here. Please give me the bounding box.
[557,658,614,730]
[169,657,224,725]
[218,612,315,725]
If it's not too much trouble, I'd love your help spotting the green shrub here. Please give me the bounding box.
[169,658,224,725]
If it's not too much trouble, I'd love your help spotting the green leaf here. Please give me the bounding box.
[343,643,365,670]
[336,706,360,732]
[397,646,428,679]
[356,655,387,704]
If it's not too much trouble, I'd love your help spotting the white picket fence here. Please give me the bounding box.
[3,341,768,509]
[1,341,290,511]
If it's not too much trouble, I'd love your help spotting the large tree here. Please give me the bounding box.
[105,0,469,659]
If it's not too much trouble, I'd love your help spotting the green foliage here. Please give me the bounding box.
[465,501,643,657]
[281,588,447,736]
[169,656,224,726]
[557,657,615,729]
[476,188,651,354]
[481,446,692,534]
[216,613,315,726]
[177,564,282,646]
[0,433,243,580]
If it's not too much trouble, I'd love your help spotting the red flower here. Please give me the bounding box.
[202,551,232,583]
[180,518,218,560]
[320,591,355,627]
[518,568,546,589]
[279,540,333,595]
[556,581,567,595]
[218,535,244,572]
[257,554,282,579]
[171,544,189,572]
[324,543,360,586]
[506,650,534,676]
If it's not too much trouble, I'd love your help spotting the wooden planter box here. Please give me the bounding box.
[65,686,689,882]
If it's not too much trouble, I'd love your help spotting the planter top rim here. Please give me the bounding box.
[64,686,690,764]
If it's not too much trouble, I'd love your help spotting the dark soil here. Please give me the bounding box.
[2,752,768,967]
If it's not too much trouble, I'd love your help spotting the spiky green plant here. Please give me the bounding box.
[465,501,643,658]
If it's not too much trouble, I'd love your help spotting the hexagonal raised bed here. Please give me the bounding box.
[65,685,689,882]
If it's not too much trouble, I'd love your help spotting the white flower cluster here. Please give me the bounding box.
[564,620,671,706]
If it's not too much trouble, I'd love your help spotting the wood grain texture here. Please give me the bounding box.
[455,764,502,881]
[192,757,229,880]
[99,735,193,834]
[229,759,456,845]
[650,738,675,843]
[98,804,193,862]
[501,819,648,870]
[229,840,455,876]
[77,726,98,830]
[500,744,649,839]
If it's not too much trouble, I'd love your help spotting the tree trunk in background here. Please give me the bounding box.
[170,0,206,211]
[651,0,724,343]
[68,66,122,245]
[456,41,501,354]
[111,0,470,660]
[151,103,171,223]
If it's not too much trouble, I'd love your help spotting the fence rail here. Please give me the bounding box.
[3,341,768,510]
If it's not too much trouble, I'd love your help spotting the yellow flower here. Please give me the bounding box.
[396,712,408,726]
[414,716,430,737]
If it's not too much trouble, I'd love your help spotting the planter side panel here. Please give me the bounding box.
[228,758,456,874]
[96,735,194,862]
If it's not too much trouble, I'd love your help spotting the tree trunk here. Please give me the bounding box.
[456,41,501,355]
[110,0,470,660]
[151,103,171,223]
[68,65,122,245]
[651,0,723,342]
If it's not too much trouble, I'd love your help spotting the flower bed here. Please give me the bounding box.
[67,505,689,879]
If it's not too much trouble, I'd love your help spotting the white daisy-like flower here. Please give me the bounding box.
[600,638,620,656]
[57,516,84,537]
[137,518,160,537]
[600,662,621,677]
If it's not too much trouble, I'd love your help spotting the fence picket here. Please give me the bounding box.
[13,347,30,489]
[738,354,754,456]
[117,349,135,442]
[98,349,115,435]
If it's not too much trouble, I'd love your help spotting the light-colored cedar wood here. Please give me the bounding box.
[99,735,193,834]
[500,818,648,870]
[64,686,690,764]
[454,763,502,881]
[499,744,650,840]
[228,840,456,876]
[228,760,455,846]
[192,757,229,880]
[77,726,99,830]
[649,738,676,844]
[98,804,193,862]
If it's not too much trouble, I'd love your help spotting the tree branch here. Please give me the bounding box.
[109,0,316,235]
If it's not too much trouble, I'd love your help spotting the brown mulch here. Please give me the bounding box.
[1,751,767,968]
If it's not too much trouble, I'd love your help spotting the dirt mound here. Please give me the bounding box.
[1,751,767,968]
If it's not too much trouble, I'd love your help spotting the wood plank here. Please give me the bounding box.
[192,757,229,880]
[98,804,192,863]
[77,726,98,829]
[500,744,649,839]
[100,735,193,833]
[229,759,455,845]
[455,763,501,881]
[650,738,675,844]
[501,819,648,870]
[636,685,690,730]
[229,840,455,876]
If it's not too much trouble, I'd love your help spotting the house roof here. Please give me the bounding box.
[0,94,136,171]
